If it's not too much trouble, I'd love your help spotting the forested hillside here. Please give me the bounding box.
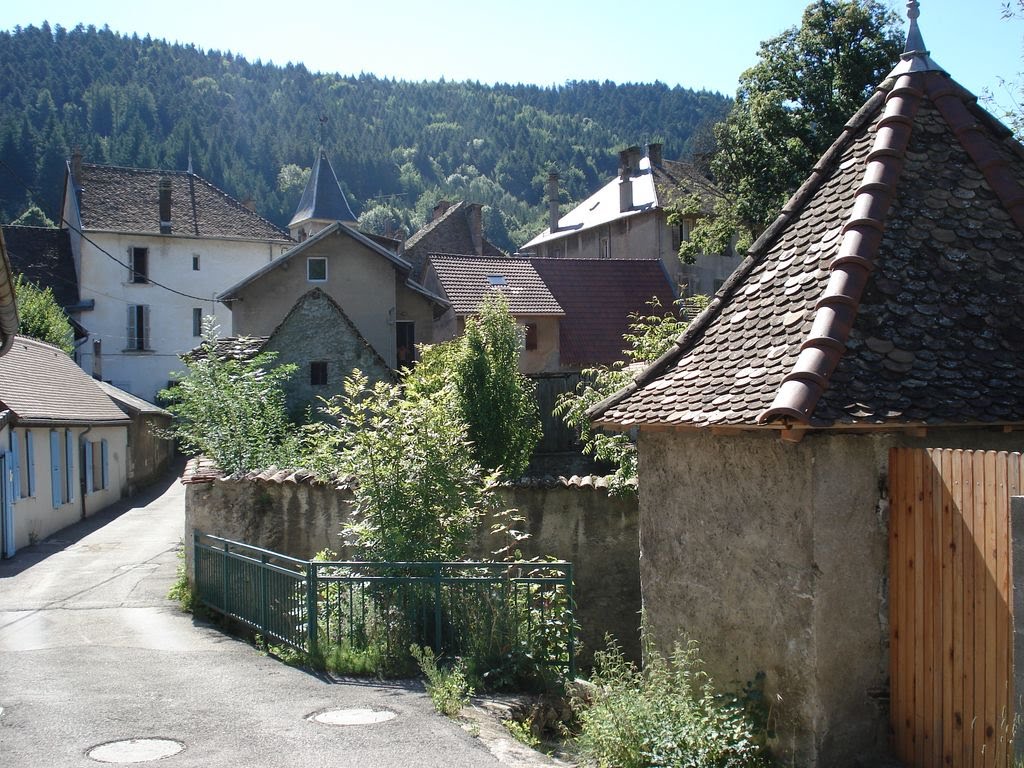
[0,22,730,250]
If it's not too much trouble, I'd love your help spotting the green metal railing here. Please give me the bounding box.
[193,531,575,678]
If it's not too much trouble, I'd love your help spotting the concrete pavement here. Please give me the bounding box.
[0,467,550,767]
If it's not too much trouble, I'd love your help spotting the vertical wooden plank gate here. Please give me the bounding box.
[889,448,1020,768]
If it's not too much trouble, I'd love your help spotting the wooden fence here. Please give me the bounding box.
[529,373,582,454]
[889,448,1020,768]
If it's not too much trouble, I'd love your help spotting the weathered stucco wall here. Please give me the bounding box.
[183,468,640,663]
[637,427,1024,767]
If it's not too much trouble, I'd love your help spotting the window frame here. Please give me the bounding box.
[127,304,151,351]
[310,361,328,386]
[192,308,203,337]
[307,257,328,282]
[524,322,539,351]
[129,246,149,284]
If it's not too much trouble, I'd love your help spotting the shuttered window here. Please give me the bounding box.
[49,430,62,508]
[127,305,151,351]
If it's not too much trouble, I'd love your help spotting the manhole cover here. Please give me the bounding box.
[308,708,396,726]
[87,738,184,763]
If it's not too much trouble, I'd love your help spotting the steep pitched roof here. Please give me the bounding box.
[428,255,563,316]
[2,225,79,308]
[288,148,357,228]
[0,230,17,355]
[96,381,172,417]
[73,163,291,241]
[522,156,722,249]
[403,202,507,281]
[530,258,677,368]
[0,336,129,424]
[592,38,1024,432]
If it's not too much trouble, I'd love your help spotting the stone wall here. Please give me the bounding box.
[636,427,1024,767]
[183,462,640,662]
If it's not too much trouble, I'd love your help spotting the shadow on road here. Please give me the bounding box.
[0,456,187,579]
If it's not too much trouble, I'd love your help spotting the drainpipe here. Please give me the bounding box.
[78,425,92,520]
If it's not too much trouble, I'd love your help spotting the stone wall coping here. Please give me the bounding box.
[181,456,632,492]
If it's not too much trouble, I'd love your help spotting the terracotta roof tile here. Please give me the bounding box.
[76,164,291,241]
[529,258,677,368]
[428,255,563,316]
[591,67,1024,431]
[403,202,507,281]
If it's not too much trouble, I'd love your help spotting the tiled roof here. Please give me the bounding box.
[0,336,129,424]
[530,258,677,368]
[96,381,172,417]
[0,230,17,356]
[74,163,291,241]
[522,157,722,249]
[403,202,507,281]
[591,61,1024,431]
[428,255,563,316]
[2,225,79,308]
[184,335,268,363]
[288,148,357,227]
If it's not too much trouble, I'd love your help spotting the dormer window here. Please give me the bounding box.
[307,257,327,282]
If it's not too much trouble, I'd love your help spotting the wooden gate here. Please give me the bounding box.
[889,448,1020,767]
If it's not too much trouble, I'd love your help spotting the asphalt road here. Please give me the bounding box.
[0,467,526,768]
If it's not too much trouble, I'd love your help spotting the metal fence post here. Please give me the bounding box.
[566,562,576,680]
[306,561,319,655]
[222,539,230,614]
[259,552,268,637]
[433,563,443,655]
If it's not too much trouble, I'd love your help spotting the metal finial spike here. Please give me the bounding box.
[907,0,920,20]
[903,0,927,56]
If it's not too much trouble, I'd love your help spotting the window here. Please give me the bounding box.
[524,323,538,351]
[396,322,415,368]
[127,305,150,351]
[129,247,149,283]
[310,361,328,386]
[192,254,201,271]
[487,275,507,287]
[192,308,203,337]
[599,237,610,259]
[83,439,109,494]
[307,257,327,282]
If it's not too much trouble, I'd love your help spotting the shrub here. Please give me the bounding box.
[411,644,474,717]
[572,636,767,768]
[12,273,74,353]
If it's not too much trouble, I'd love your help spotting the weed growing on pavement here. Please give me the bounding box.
[167,546,195,612]
[503,716,541,748]
[411,644,473,717]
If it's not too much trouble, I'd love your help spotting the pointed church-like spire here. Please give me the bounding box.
[288,148,358,240]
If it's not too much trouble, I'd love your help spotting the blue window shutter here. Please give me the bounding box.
[25,431,34,497]
[49,430,61,508]
[84,441,94,494]
[10,429,20,500]
[101,440,109,490]
[65,430,74,503]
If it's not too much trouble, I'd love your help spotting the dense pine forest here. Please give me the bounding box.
[0,22,730,251]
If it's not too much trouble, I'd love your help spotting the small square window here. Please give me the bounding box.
[307,257,327,282]
[524,323,538,351]
[192,254,200,271]
[310,361,328,386]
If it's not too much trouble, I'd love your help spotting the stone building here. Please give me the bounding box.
[590,8,1024,766]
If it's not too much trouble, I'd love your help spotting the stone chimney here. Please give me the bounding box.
[92,338,102,381]
[467,204,483,256]
[547,171,560,234]
[158,177,172,234]
[618,149,635,212]
[71,147,83,182]
[432,200,452,222]
[648,142,663,166]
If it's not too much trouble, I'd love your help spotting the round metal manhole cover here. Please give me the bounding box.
[87,738,184,763]
[307,708,396,726]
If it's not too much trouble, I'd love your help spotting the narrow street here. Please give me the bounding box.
[0,468,528,767]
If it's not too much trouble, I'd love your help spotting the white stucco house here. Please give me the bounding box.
[1,336,130,558]
[60,152,294,401]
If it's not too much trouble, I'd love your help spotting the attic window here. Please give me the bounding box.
[307,257,327,282]
[310,361,328,386]
[487,275,507,287]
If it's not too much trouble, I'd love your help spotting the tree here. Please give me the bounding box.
[711,1,902,236]
[984,2,1024,136]
[159,319,298,473]
[405,294,542,479]
[12,273,73,353]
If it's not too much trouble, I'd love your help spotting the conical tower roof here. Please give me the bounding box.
[289,148,357,229]
[591,4,1024,432]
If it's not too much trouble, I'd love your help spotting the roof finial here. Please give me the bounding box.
[187,145,193,175]
[903,0,927,57]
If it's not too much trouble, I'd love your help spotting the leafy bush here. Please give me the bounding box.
[572,637,767,768]
[411,644,474,717]
[12,273,74,353]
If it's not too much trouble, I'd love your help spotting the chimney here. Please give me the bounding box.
[432,200,451,222]
[92,338,102,381]
[547,171,560,234]
[158,177,172,234]
[467,204,483,256]
[648,142,663,166]
[71,147,83,182]
[618,149,631,181]
[628,145,642,172]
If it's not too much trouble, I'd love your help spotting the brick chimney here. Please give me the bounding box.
[547,171,560,233]
[158,177,172,234]
[71,147,83,182]
[467,203,483,256]
[648,142,663,166]
[432,200,451,222]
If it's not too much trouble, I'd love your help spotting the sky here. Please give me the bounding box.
[1,0,1020,104]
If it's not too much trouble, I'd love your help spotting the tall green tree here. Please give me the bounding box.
[711,0,902,235]
[12,273,73,353]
